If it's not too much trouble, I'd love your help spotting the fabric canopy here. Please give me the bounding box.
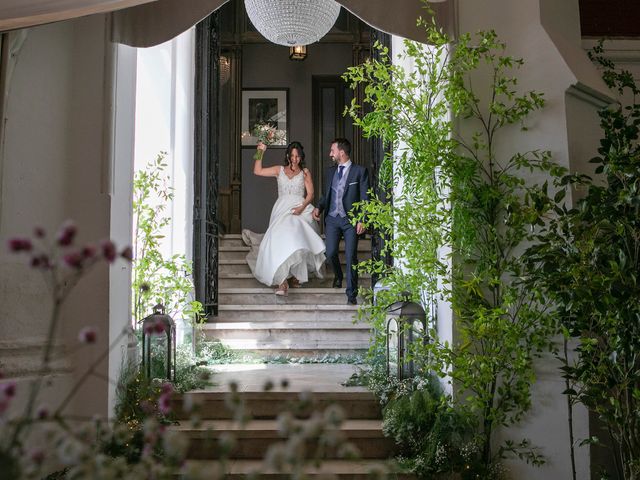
[0,0,453,47]
[0,0,155,31]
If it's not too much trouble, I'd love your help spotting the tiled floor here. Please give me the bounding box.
[205,363,368,393]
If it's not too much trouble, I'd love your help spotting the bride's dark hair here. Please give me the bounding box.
[284,141,306,169]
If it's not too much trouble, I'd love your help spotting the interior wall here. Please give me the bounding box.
[0,21,75,405]
[240,42,353,232]
[0,14,129,419]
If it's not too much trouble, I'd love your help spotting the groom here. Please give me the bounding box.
[313,138,369,305]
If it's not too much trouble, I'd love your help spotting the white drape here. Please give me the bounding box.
[0,0,454,47]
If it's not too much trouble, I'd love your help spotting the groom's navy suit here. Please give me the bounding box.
[317,161,369,301]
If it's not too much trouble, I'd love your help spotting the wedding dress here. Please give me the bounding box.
[243,167,325,287]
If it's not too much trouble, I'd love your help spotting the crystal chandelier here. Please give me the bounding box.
[244,0,341,46]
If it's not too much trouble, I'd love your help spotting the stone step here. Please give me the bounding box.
[220,260,368,276]
[219,288,353,305]
[183,459,412,479]
[219,235,372,252]
[203,321,371,349]
[219,247,371,261]
[217,339,369,351]
[213,304,359,323]
[218,273,372,289]
[219,249,371,262]
[173,419,394,460]
[171,390,380,421]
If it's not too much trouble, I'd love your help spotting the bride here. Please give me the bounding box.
[243,141,325,295]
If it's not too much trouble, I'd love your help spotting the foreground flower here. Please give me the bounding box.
[57,221,77,246]
[8,237,32,252]
[78,327,98,344]
[101,240,117,263]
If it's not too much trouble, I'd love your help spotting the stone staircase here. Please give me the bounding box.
[173,366,411,478]
[202,234,373,360]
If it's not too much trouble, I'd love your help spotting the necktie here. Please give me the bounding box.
[338,165,345,180]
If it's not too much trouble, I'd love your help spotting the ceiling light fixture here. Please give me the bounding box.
[244,0,341,47]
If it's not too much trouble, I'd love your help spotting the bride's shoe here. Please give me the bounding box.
[275,280,289,296]
[289,277,301,288]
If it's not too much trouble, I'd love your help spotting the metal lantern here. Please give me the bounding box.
[289,45,307,61]
[141,304,176,381]
[386,294,428,380]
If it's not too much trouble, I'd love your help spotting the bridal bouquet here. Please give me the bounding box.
[253,122,286,160]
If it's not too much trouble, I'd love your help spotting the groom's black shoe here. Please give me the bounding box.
[347,297,357,305]
[332,277,342,289]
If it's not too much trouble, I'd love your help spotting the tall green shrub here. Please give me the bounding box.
[527,43,640,479]
[132,153,203,326]
[345,13,564,473]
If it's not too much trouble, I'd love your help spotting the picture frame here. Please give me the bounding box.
[241,88,288,147]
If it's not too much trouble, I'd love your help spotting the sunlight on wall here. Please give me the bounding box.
[133,27,195,262]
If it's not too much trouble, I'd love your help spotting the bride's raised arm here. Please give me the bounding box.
[253,142,280,177]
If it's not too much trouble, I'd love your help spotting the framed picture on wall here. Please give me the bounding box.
[241,89,288,147]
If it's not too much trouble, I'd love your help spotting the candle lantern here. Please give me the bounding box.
[141,304,176,381]
[386,293,428,380]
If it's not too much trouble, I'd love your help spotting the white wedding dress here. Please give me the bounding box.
[243,167,325,287]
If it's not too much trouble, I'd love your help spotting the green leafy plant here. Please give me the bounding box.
[132,153,203,326]
[344,9,563,473]
[527,41,640,480]
[383,380,483,479]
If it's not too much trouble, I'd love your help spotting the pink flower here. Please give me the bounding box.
[34,227,46,238]
[81,244,97,259]
[2,381,16,398]
[158,393,172,415]
[8,238,32,252]
[101,240,117,263]
[153,321,166,335]
[78,327,97,344]
[36,405,49,420]
[120,246,133,261]
[160,382,174,395]
[56,221,77,246]
[33,254,51,269]
[63,251,84,269]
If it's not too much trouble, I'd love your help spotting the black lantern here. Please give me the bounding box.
[386,294,428,380]
[141,304,176,381]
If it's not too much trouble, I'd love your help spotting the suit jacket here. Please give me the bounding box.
[317,162,369,223]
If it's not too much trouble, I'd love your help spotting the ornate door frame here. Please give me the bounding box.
[193,12,220,317]
[193,10,390,314]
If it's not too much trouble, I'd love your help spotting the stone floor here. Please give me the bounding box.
[204,363,367,393]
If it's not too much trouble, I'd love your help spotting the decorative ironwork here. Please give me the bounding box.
[369,29,392,287]
[194,12,220,317]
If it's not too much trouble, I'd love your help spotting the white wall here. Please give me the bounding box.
[0,14,133,419]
